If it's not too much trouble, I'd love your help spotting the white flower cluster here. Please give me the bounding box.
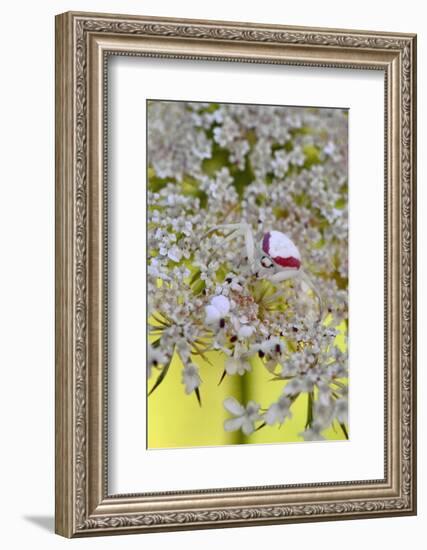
[147,100,349,442]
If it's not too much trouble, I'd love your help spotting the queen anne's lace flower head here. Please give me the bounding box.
[147,100,349,442]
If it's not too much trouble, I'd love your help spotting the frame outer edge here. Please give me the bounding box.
[54,10,417,537]
[62,10,417,39]
[55,12,76,538]
[409,34,417,514]
[413,34,417,514]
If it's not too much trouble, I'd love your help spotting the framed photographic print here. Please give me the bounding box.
[55,11,417,537]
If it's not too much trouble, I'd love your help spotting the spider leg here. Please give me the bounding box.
[263,288,287,304]
[205,223,255,266]
[267,269,323,322]
[204,223,248,237]
[268,270,298,283]
[264,272,297,314]
[243,225,255,265]
[298,269,323,322]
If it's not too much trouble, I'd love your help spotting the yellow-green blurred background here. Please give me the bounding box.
[148,323,347,448]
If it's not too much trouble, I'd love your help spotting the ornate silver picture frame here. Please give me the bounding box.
[55,11,417,537]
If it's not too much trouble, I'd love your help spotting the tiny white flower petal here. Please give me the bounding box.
[324,141,335,155]
[238,361,251,375]
[225,357,238,375]
[241,418,255,435]
[224,417,244,432]
[204,305,221,325]
[238,325,254,339]
[167,246,182,262]
[264,359,278,373]
[211,295,230,316]
[265,403,279,425]
[223,396,245,416]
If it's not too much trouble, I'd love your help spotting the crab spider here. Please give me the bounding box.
[206,223,323,321]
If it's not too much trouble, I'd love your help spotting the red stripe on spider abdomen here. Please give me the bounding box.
[272,256,301,269]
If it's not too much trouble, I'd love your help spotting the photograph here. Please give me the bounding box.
[147,100,349,449]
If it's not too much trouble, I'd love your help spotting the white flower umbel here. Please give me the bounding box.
[335,398,348,424]
[223,397,261,435]
[264,395,292,426]
[147,344,168,378]
[299,422,326,442]
[223,273,244,293]
[224,355,252,376]
[312,398,335,429]
[181,364,201,395]
[259,337,286,372]
[224,341,255,376]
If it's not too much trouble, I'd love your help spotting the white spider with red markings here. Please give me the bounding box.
[206,222,323,321]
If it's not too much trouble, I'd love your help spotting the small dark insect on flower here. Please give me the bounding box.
[219,318,225,328]
[292,326,298,333]
[230,335,238,343]
[275,344,281,353]
[258,350,265,358]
